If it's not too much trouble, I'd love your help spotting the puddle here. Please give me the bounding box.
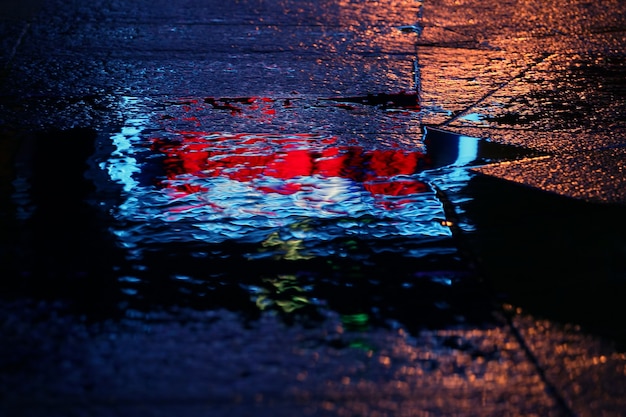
[1,97,534,330]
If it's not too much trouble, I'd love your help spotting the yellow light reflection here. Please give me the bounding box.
[254,274,310,314]
[260,231,315,261]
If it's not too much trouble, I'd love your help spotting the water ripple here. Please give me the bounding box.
[106,129,451,256]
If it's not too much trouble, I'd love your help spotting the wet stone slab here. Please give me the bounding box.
[18,0,420,59]
[420,0,626,50]
[117,94,424,136]
[417,47,543,126]
[43,0,421,28]
[2,0,422,131]
[447,53,626,134]
[0,301,562,417]
[473,147,626,204]
[18,21,417,56]
[511,311,626,417]
[414,0,626,208]
[439,126,626,156]
[0,54,417,129]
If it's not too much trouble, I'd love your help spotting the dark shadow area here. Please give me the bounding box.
[324,92,420,110]
[462,175,626,349]
[0,0,45,20]
[0,128,125,320]
[113,238,496,333]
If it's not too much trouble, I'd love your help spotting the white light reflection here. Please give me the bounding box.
[106,98,149,193]
[452,135,479,167]
[436,135,479,191]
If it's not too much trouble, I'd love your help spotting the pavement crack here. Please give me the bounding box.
[439,53,557,128]
[3,22,30,72]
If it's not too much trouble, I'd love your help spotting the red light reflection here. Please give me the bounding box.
[151,133,431,209]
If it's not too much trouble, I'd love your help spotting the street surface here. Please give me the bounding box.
[1,0,626,416]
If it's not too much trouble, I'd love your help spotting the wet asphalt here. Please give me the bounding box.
[1,0,626,416]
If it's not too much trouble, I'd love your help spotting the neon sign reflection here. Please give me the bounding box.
[151,132,431,207]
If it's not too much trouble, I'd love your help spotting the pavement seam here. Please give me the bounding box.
[500,309,579,417]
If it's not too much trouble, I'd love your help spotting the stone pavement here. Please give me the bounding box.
[1,0,626,416]
[420,0,626,205]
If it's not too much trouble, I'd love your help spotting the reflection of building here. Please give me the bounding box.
[150,132,432,207]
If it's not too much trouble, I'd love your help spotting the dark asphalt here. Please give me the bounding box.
[1,0,626,416]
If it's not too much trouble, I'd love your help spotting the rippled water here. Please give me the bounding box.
[68,95,522,326]
[106,129,450,254]
[99,97,499,258]
[2,95,531,328]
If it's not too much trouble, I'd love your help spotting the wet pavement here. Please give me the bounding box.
[1,0,626,416]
